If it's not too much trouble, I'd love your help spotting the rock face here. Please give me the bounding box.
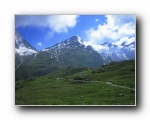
[15,31,38,70]
[15,31,37,56]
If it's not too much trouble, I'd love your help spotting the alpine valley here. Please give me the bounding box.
[15,31,135,80]
[15,31,135,105]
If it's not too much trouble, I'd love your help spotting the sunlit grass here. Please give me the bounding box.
[15,60,135,105]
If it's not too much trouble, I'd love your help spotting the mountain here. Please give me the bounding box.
[15,31,135,80]
[120,42,135,59]
[38,35,104,68]
[99,41,135,63]
[15,34,104,80]
[15,31,37,56]
[15,31,38,70]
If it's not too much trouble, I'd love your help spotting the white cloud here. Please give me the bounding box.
[115,37,135,48]
[95,19,99,22]
[84,15,136,52]
[37,42,42,46]
[118,21,135,35]
[85,24,119,43]
[105,15,135,28]
[15,15,79,33]
[92,44,109,52]
[105,15,115,29]
[47,15,78,33]
[83,41,109,53]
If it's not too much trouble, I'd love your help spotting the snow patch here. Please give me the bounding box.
[15,46,37,56]
[15,31,37,56]
[76,35,83,44]
[57,44,61,47]
[42,49,49,52]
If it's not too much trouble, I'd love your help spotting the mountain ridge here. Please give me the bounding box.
[15,31,135,80]
[15,31,135,62]
[15,33,104,80]
[15,31,37,56]
[99,40,135,62]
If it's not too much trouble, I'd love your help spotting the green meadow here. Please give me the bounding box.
[15,60,135,105]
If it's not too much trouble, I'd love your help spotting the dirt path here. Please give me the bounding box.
[71,80,135,91]
[105,81,135,91]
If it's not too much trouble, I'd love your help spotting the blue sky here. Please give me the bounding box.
[15,15,135,51]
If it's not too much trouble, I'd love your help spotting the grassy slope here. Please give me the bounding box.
[15,60,135,105]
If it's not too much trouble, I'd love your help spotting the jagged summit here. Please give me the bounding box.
[42,35,84,52]
[100,40,135,62]
[15,31,37,56]
[68,35,83,44]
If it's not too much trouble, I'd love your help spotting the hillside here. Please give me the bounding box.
[15,35,104,80]
[15,32,135,81]
[15,60,135,105]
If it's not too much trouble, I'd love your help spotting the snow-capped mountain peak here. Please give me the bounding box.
[68,35,83,45]
[99,41,135,62]
[15,31,37,56]
[75,35,83,44]
[41,35,84,52]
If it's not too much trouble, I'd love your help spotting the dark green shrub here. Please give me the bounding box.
[73,74,90,81]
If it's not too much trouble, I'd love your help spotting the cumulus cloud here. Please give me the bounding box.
[47,15,78,33]
[15,15,79,33]
[83,41,109,52]
[115,37,135,48]
[86,24,119,43]
[118,21,135,35]
[84,15,136,52]
[37,42,42,46]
